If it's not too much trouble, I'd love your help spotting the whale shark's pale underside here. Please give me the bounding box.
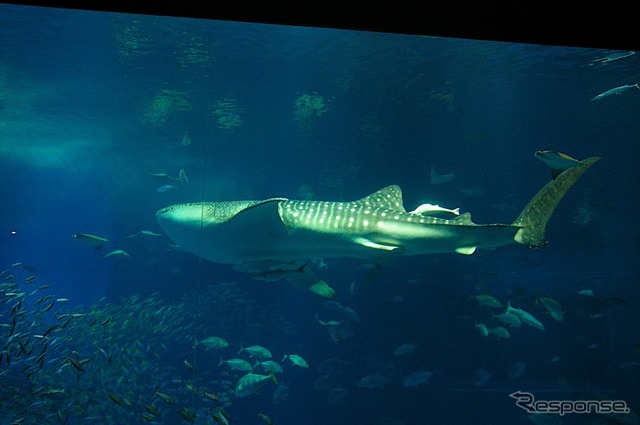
[157,153,600,298]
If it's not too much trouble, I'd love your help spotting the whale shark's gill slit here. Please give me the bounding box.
[197,123,211,265]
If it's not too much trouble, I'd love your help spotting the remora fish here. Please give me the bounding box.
[157,153,599,295]
[410,203,460,216]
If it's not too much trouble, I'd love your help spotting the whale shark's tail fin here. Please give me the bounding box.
[513,155,601,248]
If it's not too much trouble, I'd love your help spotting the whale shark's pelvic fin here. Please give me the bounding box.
[513,156,601,248]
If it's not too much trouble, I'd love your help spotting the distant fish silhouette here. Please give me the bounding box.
[591,83,640,101]
[157,185,177,193]
[534,151,591,179]
[430,166,456,185]
[149,168,188,183]
[11,262,39,273]
[589,50,635,65]
[125,230,164,238]
[103,249,131,258]
[72,233,109,250]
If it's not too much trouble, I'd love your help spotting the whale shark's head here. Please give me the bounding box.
[156,199,287,264]
[156,203,207,227]
[156,202,213,259]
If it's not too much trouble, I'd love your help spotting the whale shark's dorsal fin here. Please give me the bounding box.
[451,212,476,225]
[354,185,406,212]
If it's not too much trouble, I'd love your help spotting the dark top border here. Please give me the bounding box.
[1,1,639,51]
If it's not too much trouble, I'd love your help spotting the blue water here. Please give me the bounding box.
[1,4,639,425]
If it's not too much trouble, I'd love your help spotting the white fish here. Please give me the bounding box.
[326,387,348,404]
[282,354,309,368]
[234,371,278,397]
[410,203,460,216]
[390,295,405,304]
[508,361,526,380]
[472,294,502,309]
[534,151,590,180]
[489,326,510,339]
[473,368,491,386]
[357,374,388,390]
[402,370,434,388]
[254,360,283,374]
[577,289,594,297]
[181,129,191,146]
[72,233,109,250]
[177,168,188,183]
[157,184,177,193]
[589,50,635,65]
[323,301,361,322]
[430,166,456,184]
[506,302,545,330]
[125,230,163,238]
[272,383,291,404]
[196,336,229,350]
[219,358,253,371]
[393,343,417,356]
[316,316,354,344]
[103,249,130,258]
[149,169,188,183]
[317,358,349,376]
[493,311,522,328]
[238,345,272,360]
[591,83,640,101]
[538,296,564,322]
[475,323,489,337]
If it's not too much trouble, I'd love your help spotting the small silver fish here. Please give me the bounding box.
[589,50,635,65]
[506,302,545,330]
[72,233,109,250]
[282,354,309,368]
[591,83,640,101]
[235,371,278,397]
[103,249,131,258]
[430,166,456,185]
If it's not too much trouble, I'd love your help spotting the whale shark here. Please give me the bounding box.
[157,153,600,297]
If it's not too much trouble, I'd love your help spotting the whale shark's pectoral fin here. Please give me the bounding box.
[455,246,477,255]
[353,238,405,268]
[237,260,336,298]
[354,237,402,252]
[219,198,289,237]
